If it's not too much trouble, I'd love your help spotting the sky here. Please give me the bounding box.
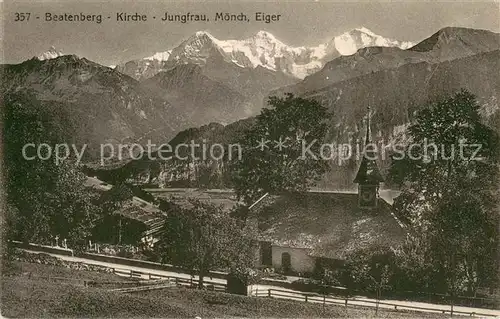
[1,0,499,66]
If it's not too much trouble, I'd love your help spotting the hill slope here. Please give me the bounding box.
[141,64,254,125]
[1,55,182,156]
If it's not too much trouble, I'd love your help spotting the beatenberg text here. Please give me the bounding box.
[13,12,282,24]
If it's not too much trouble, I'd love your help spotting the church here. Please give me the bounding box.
[248,108,407,275]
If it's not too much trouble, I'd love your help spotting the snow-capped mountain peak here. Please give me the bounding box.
[116,28,415,80]
[250,30,288,51]
[354,27,378,37]
[166,30,224,65]
[146,50,172,61]
[254,30,278,41]
[185,30,218,45]
[211,30,292,70]
[194,30,215,38]
[36,46,64,60]
[185,28,413,77]
[333,27,414,56]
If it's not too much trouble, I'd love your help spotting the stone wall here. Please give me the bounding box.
[11,249,114,273]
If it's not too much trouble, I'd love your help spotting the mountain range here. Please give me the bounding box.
[277,27,500,96]
[115,28,414,81]
[1,55,181,158]
[2,27,499,186]
[112,27,500,189]
[113,28,415,119]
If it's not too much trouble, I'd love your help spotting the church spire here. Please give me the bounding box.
[365,106,372,144]
[362,106,376,160]
[353,106,384,208]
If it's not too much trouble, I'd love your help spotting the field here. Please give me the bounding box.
[1,261,447,318]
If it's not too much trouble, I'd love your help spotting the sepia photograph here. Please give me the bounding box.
[1,0,499,317]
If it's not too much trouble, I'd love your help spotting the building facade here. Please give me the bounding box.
[249,108,406,275]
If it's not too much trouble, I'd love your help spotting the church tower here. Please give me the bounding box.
[353,107,384,209]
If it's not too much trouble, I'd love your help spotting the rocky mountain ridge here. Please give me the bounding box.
[115,28,414,80]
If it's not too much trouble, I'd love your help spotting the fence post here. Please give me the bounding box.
[345,297,348,307]
[305,295,308,302]
[451,293,454,317]
[268,289,271,298]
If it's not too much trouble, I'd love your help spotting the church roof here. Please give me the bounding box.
[353,155,385,184]
[147,188,239,212]
[249,191,406,259]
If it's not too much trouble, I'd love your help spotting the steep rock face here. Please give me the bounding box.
[1,55,184,157]
[98,119,255,188]
[141,64,254,126]
[166,31,229,66]
[199,60,297,113]
[115,55,172,81]
[298,50,500,142]
[118,31,298,116]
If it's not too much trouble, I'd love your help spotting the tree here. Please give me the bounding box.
[156,200,254,288]
[3,92,100,251]
[231,93,330,205]
[389,90,499,295]
[97,183,134,244]
[344,248,394,315]
[392,235,434,293]
[2,204,22,259]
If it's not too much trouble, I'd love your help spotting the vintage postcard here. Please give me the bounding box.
[1,0,499,318]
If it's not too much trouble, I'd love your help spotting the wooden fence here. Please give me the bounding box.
[15,243,499,316]
[251,287,499,317]
[22,266,227,292]
[25,272,498,317]
[110,267,227,292]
